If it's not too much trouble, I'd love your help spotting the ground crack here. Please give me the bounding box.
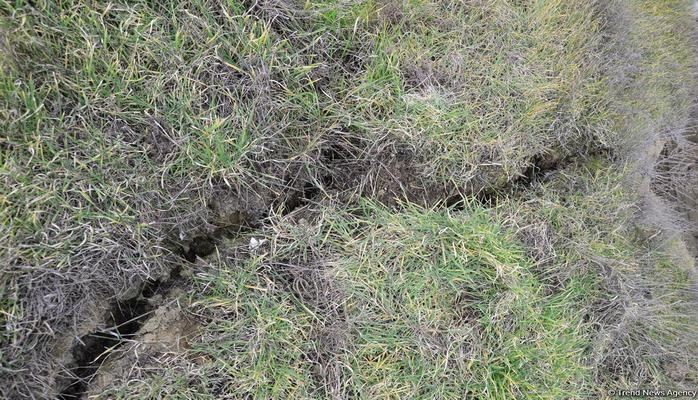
[57,270,182,399]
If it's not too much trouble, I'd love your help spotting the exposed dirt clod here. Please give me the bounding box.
[87,288,197,398]
[56,268,193,399]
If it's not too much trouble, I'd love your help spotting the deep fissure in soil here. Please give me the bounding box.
[57,271,179,399]
[61,140,609,398]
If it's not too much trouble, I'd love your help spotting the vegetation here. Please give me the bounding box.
[1,0,696,398]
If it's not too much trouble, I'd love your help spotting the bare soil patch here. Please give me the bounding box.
[56,268,195,399]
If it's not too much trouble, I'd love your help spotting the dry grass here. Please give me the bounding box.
[1,0,696,398]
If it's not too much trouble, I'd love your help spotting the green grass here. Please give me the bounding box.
[327,202,594,399]
[104,201,595,399]
[1,0,697,398]
[502,159,698,388]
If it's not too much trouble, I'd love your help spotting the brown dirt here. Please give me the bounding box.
[86,288,197,397]
[55,266,194,399]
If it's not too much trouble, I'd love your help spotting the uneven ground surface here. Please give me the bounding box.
[1,0,698,399]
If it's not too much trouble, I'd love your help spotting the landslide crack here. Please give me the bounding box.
[57,271,180,400]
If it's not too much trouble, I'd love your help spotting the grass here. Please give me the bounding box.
[1,0,697,398]
[502,159,698,389]
[103,200,597,399]
[325,202,594,399]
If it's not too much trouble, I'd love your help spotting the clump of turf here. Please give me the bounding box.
[103,200,594,399]
[501,159,698,391]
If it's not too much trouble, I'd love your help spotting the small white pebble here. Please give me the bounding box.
[249,237,268,251]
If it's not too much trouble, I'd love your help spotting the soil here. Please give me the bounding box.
[86,287,197,397]
[56,268,195,399]
[54,186,276,398]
